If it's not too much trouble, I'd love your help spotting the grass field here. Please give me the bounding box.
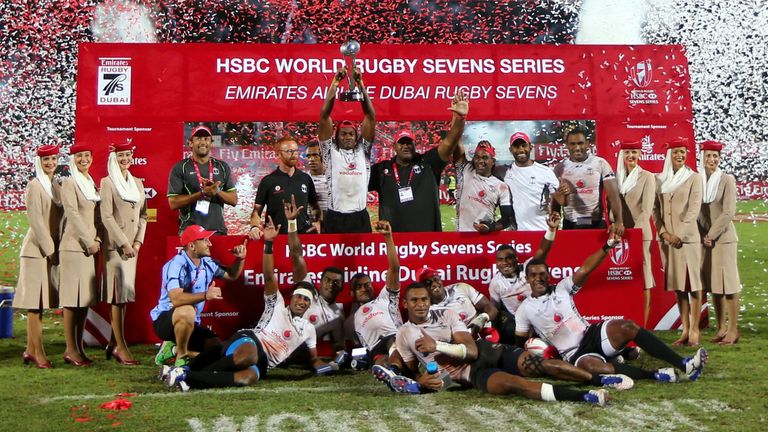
[0,204,766,431]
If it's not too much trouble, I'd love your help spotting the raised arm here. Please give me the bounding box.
[375,220,400,293]
[532,212,561,260]
[284,195,308,282]
[436,90,469,162]
[354,67,376,143]
[572,233,618,287]
[222,238,247,281]
[262,217,281,296]
[318,68,345,141]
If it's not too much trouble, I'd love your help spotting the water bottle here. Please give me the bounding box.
[350,347,368,370]
[422,361,461,391]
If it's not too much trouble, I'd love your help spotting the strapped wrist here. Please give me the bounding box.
[435,341,467,359]
[264,240,274,254]
[287,219,298,233]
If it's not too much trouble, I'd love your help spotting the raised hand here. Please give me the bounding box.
[231,238,248,259]
[448,89,469,117]
[547,211,561,231]
[374,220,392,236]
[263,216,280,242]
[284,194,304,221]
[415,329,437,354]
[205,281,223,301]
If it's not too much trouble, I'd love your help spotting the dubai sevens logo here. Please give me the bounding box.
[629,59,653,88]
[98,58,132,105]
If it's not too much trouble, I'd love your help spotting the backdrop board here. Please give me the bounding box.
[73,43,694,343]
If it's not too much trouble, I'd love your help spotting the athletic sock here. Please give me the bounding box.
[189,345,224,370]
[201,355,237,372]
[634,328,686,369]
[612,362,656,380]
[589,373,603,386]
[186,371,236,388]
[552,385,586,402]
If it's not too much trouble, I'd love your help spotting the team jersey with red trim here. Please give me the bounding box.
[455,158,512,231]
[554,155,615,224]
[319,138,372,213]
[353,286,403,350]
[488,258,532,315]
[250,291,317,369]
[514,276,589,362]
[430,282,485,324]
[395,309,472,385]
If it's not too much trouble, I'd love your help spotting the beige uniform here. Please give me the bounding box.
[619,169,656,289]
[13,179,61,309]
[58,177,100,307]
[653,172,702,292]
[99,176,147,303]
[698,174,741,294]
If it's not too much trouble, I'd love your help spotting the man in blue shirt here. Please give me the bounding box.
[150,225,247,367]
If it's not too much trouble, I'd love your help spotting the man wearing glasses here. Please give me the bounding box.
[453,140,515,233]
[249,136,320,236]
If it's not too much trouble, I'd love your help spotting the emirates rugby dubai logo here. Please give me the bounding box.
[98,57,132,105]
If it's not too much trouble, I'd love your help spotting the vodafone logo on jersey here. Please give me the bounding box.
[553,313,562,323]
[309,314,318,323]
[283,330,292,339]
[362,306,371,314]
[517,294,525,302]
[459,312,467,321]
[576,180,584,188]
[478,190,486,198]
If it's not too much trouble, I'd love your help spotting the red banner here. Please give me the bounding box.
[160,229,677,342]
[72,43,693,343]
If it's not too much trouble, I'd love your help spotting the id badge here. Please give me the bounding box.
[398,186,414,203]
[576,216,593,227]
[195,200,210,215]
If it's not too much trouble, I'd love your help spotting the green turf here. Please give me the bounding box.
[0,206,766,431]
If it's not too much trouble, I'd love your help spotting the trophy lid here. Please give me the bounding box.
[340,40,360,56]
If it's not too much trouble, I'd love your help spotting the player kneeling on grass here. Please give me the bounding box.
[163,218,340,391]
[514,232,707,384]
[373,283,612,405]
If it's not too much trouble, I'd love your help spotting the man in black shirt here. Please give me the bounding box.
[368,91,468,232]
[249,136,320,235]
[167,125,238,235]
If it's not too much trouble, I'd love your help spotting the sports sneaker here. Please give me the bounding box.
[683,348,708,381]
[654,367,680,383]
[165,365,189,388]
[599,374,634,391]
[372,364,397,390]
[583,389,610,406]
[158,365,171,382]
[390,375,421,395]
[154,341,176,366]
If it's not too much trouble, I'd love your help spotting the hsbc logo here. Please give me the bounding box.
[98,58,132,105]
[629,59,653,88]
[609,239,630,266]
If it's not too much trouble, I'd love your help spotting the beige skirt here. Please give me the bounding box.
[642,240,655,289]
[59,251,97,307]
[101,249,137,303]
[702,242,741,294]
[13,257,58,309]
[660,242,702,292]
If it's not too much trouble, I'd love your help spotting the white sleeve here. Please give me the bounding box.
[488,278,501,303]
[515,302,530,334]
[600,158,616,180]
[458,283,484,305]
[446,309,470,334]
[556,276,579,296]
[319,138,333,171]
[498,181,512,206]
[304,325,317,349]
[395,327,415,363]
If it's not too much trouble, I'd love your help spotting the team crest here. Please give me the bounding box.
[413,165,422,175]
[586,168,594,176]
[213,167,220,175]
[275,185,281,192]
[384,168,389,175]
[301,184,308,193]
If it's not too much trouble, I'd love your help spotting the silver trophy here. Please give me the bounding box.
[339,40,364,102]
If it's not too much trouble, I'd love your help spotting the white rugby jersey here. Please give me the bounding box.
[455,158,512,231]
[305,293,345,330]
[430,282,484,324]
[488,258,532,315]
[319,138,372,213]
[395,309,472,385]
[514,276,590,362]
[554,154,615,223]
[310,173,329,212]
[354,286,403,350]
[251,291,317,369]
[503,162,558,231]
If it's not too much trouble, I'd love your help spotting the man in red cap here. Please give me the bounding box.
[149,224,247,370]
[451,139,514,232]
[499,131,560,231]
[369,91,469,232]
[317,66,376,233]
[167,125,238,235]
[552,125,624,235]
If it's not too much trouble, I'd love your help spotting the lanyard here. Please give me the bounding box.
[192,159,214,190]
[392,162,416,188]
[189,263,204,289]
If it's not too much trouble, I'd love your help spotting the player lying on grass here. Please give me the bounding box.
[373,283,624,405]
[514,232,707,383]
[163,217,339,391]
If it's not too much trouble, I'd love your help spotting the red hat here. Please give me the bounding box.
[111,140,135,153]
[475,141,496,158]
[620,140,642,150]
[191,125,212,137]
[335,119,357,134]
[393,130,415,145]
[666,137,688,149]
[509,132,531,146]
[700,140,723,152]
[69,143,93,155]
[180,225,216,246]
[36,145,60,157]
[416,267,438,284]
